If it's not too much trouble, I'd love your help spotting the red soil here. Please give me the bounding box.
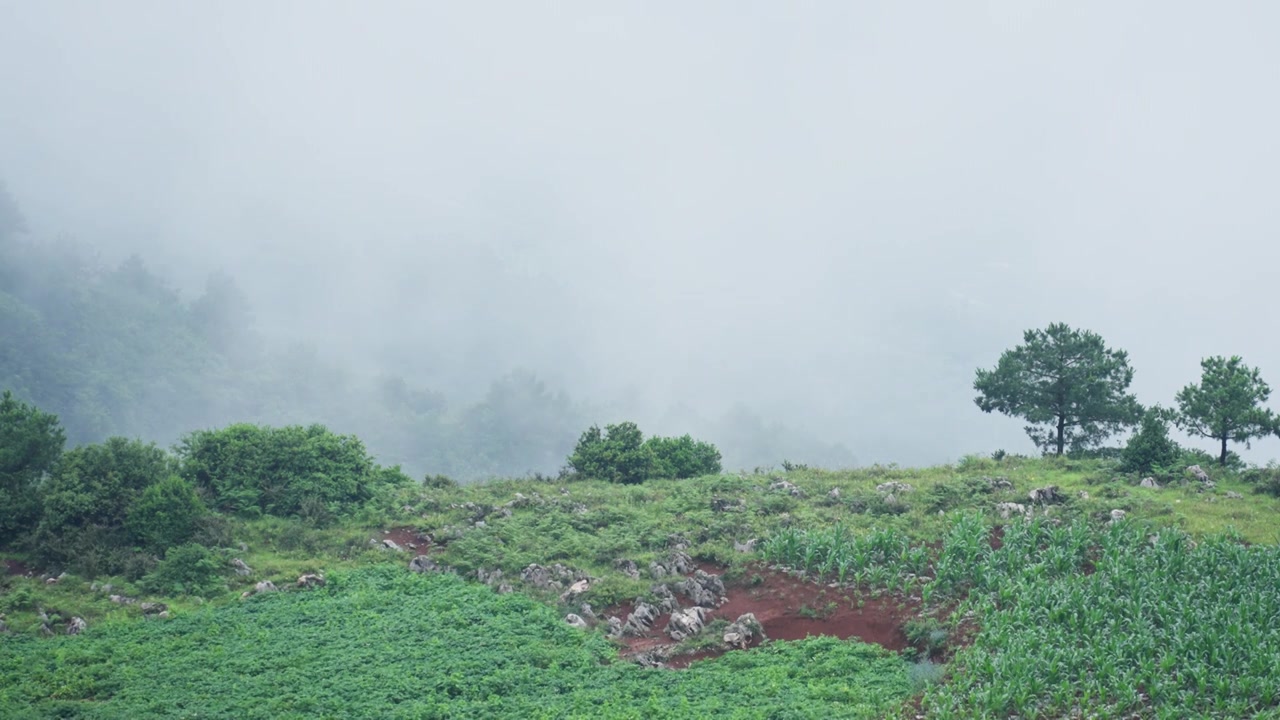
[381,527,432,552]
[610,564,918,668]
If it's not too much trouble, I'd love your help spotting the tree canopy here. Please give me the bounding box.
[0,390,65,543]
[974,323,1141,455]
[1174,356,1279,465]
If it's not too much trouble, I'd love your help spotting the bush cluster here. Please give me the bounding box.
[566,421,721,483]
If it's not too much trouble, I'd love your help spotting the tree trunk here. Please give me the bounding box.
[1056,416,1066,456]
[1220,436,1229,466]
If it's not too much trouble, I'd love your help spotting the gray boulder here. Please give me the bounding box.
[409,555,440,573]
[665,606,707,641]
[230,558,253,576]
[66,617,87,635]
[769,480,805,497]
[254,581,277,593]
[564,613,589,629]
[723,613,762,649]
[1028,485,1063,504]
[876,481,913,494]
[1187,465,1211,483]
[1139,477,1160,488]
[622,602,660,637]
[733,539,758,553]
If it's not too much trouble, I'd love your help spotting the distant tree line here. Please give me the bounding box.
[975,322,1279,467]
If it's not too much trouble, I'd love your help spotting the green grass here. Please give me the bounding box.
[0,567,912,719]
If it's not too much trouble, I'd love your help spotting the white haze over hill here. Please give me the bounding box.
[3,1,1280,467]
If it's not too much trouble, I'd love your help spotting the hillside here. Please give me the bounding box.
[6,455,1280,717]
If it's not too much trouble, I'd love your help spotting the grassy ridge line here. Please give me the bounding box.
[0,567,912,719]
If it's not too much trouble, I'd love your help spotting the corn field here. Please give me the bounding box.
[763,514,1280,718]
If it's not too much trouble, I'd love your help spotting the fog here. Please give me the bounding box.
[3,1,1280,472]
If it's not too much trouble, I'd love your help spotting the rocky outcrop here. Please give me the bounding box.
[984,477,1014,491]
[723,613,763,649]
[769,480,805,497]
[564,613,589,629]
[140,602,167,615]
[995,502,1029,519]
[613,558,640,579]
[622,602,660,637]
[559,579,590,603]
[520,563,587,590]
[665,606,707,641]
[648,551,694,580]
[66,617,87,635]
[254,581,277,593]
[1109,509,1127,524]
[230,558,253,576]
[876,482,913,494]
[579,603,597,621]
[733,539,758,553]
[711,497,745,512]
[409,555,441,573]
[649,584,680,614]
[1226,491,1243,499]
[381,539,404,551]
[1187,465,1211,483]
[1139,477,1160,488]
[1028,485,1063,504]
[296,574,325,589]
[673,570,725,608]
[606,616,624,637]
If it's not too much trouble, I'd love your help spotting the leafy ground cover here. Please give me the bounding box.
[0,567,912,719]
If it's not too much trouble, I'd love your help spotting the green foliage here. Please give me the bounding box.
[974,323,1142,455]
[178,423,382,517]
[1119,407,1181,475]
[125,475,208,551]
[1174,355,1280,465]
[34,437,172,572]
[566,421,654,484]
[140,542,225,597]
[0,567,913,718]
[645,434,722,479]
[0,390,64,543]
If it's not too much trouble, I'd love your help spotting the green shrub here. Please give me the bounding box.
[645,434,722,479]
[34,437,172,572]
[141,543,225,597]
[0,391,65,544]
[1119,409,1181,475]
[566,422,653,484]
[178,423,387,517]
[126,475,207,551]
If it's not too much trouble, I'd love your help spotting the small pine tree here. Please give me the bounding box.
[1119,408,1180,475]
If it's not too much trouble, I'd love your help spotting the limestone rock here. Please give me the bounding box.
[723,613,763,649]
[733,539,758,553]
[622,602,660,637]
[230,558,253,576]
[66,617,87,635]
[1109,509,1127,524]
[876,482,913,494]
[1028,485,1062,504]
[296,574,325,589]
[995,502,1029,520]
[409,555,441,573]
[564,613,589,629]
[768,480,805,497]
[665,606,707,641]
[1139,477,1160,489]
[254,581,277,593]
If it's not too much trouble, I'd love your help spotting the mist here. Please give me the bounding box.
[3,1,1280,474]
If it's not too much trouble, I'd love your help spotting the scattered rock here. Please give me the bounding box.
[579,603,597,621]
[1078,490,1090,499]
[876,482,913,494]
[109,594,138,606]
[496,583,514,594]
[723,613,763,649]
[710,497,745,512]
[381,539,404,551]
[1226,491,1243,499]
[673,570,725,608]
[1139,477,1160,489]
[409,555,441,573]
[39,623,54,637]
[984,476,1014,491]
[1187,465,1211,483]
[1109,509,1127,524]
[254,581,277,594]
[613,558,641,579]
[622,602,660,636]
[140,602,167,615]
[733,539,758,553]
[995,502,1029,520]
[648,551,693,579]
[768,480,805,497]
[1028,485,1063,505]
[296,574,325,589]
[44,577,58,585]
[826,487,841,500]
[665,606,707,641]
[606,616,624,637]
[564,613,589,629]
[559,579,590,603]
[520,563,584,589]
[66,617,87,635]
[477,568,504,586]
[649,584,680,614]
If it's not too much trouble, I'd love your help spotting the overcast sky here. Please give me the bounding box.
[3,1,1279,466]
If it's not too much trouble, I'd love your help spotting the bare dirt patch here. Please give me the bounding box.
[3,559,32,577]
[380,527,432,552]
[610,564,919,668]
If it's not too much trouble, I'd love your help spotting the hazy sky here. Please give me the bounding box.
[3,1,1280,465]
